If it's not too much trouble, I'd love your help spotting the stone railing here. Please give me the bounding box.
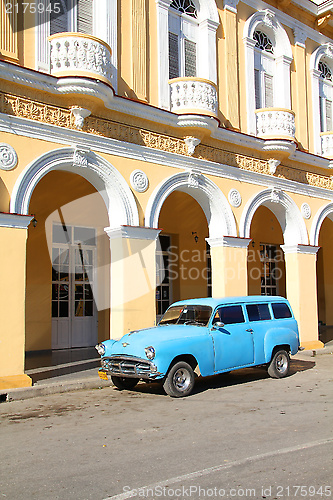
[320,132,333,158]
[255,108,296,142]
[49,32,112,84]
[169,77,218,117]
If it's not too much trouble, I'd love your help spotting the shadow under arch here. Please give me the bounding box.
[10,147,139,229]
[145,171,237,239]
[239,188,308,245]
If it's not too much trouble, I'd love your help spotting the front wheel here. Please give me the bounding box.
[111,376,139,390]
[163,361,195,397]
[267,349,290,378]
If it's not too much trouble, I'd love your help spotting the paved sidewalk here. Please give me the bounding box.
[1,341,332,402]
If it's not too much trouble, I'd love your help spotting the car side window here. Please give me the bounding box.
[246,303,271,321]
[214,305,245,325]
[272,302,292,319]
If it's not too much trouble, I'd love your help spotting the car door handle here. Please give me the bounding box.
[246,328,253,333]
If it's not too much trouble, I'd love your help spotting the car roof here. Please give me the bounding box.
[171,296,289,309]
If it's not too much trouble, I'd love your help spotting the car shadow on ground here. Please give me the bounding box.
[118,357,316,397]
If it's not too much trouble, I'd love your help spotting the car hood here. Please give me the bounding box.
[102,324,205,358]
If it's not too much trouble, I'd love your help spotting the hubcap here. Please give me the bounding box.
[173,368,191,391]
[276,354,288,373]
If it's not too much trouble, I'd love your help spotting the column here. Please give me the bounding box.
[207,236,251,297]
[293,28,309,150]
[0,214,33,390]
[223,0,240,129]
[105,226,161,339]
[281,244,323,349]
[132,0,148,101]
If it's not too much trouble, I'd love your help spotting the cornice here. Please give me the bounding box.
[0,213,33,229]
[1,111,332,204]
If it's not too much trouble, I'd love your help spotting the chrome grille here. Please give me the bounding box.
[102,356,152,378]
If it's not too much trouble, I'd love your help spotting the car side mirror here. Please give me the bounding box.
[212,321,225,329]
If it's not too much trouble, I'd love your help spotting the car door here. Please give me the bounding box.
[210,304,255,372]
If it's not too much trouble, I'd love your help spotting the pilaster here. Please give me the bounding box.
[293,28,309,150]
[105,226,161,339]
[223,6,240,129]
[206,236,251,297]
[0,214,33,390]
[281,244,323,349]
[132,0,148,101]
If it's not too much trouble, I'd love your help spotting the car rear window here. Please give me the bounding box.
[216,305,245,325]
[246,303,271,322]
[272,302,292,319]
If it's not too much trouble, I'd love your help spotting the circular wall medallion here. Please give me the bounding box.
[301,203,311,220]
[0,144,18,171]
[130,169,149,193]
[228,189,242,208]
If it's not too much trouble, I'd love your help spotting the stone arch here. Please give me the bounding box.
[145,171,237,239]
[10,147,139,229]
[239,188,308,245]
[310,202,333,246]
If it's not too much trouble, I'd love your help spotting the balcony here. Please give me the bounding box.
[255,108,296,142]
[169,77,218,117]
[320,132,333,158]
[49,32,112,85]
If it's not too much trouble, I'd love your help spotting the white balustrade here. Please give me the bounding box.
[49,32,112,84]
[320,132,333,158]
[169,78,218,117]
[255,108,296,141]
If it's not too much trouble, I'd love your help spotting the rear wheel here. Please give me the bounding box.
[163,361,195,397]
[267,349,290,378]
[111,376,139,390]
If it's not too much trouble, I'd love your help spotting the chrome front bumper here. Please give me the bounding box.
[100,355,162,380]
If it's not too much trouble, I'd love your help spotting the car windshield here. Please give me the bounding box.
[159,305,212,326]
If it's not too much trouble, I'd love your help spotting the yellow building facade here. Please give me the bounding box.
[0,0,332,389]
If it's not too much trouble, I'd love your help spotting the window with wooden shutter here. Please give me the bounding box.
[254,69,261,109]
[50,0,69,35]
[169,31,179,79]
[264,73,273,108]
[184,38,196,77]
[77,0,93,34]
[0,0,18,60]
[319,61,333,133]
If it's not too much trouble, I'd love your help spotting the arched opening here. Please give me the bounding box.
[317,216,333,343]
[156,191,209,318]
[25,170,110,366]
[247,206,286,297]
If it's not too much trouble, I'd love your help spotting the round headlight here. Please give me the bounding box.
[95,343,105,356]
[145,346,155,360]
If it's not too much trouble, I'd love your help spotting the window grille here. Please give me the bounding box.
[319,61,332,82]
[170,0,197,18]
[253,30,274,54]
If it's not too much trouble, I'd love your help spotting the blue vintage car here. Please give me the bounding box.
[96,296,300,397]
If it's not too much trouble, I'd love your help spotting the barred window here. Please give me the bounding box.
[170,0,197,18]
[253,30,274,54]
[319,61,332,82]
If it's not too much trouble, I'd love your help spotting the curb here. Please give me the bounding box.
[2,377,111,402]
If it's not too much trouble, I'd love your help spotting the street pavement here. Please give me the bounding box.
[0,347,332,500]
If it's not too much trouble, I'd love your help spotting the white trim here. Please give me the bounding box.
[0,213,33,229]
[1,112,333,206]
[310,202,333,246]
[281,244,320,255]
[239,188,309,246]
[145,171,237,239]
[206,236,252,249]
[10,147,139,229]
[105,226,161,241]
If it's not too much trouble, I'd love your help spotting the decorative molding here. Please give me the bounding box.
[0,213,33,229]
[301,203,311,219]
[0,143,18,170]
[130,169,149,193]
[184,137,201,156]
[72,146,90,168]
[228,189,242,208]
[206,236,251,249]
[71,107,91,130]
[188,169,202,189]
[281,244,320,255]
[223,0,240,14]
[270,187,283,203]
[293,26,307,48]
[105,225,161,241]
[268,159,280,174]
[310,202,333,246]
